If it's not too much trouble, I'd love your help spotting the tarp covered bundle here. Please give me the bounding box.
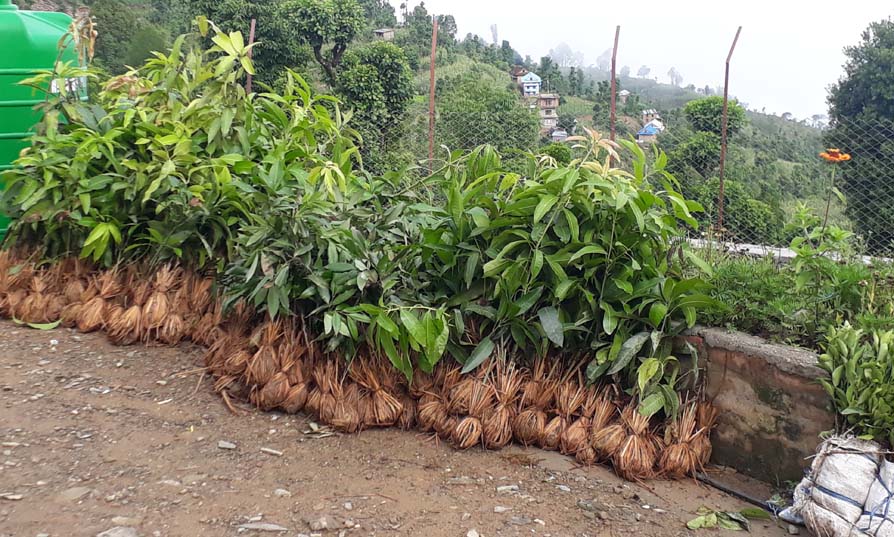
[790,436,894,537]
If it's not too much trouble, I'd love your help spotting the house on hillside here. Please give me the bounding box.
[636,124,661,143]
[619,89,631,105]
[642,109,661,124]
[519,72,542,97]
[550,128,569,143]
[373,28,395,41]
[510,65,529,84]
[636,117,666,143]
[538,93,559,131]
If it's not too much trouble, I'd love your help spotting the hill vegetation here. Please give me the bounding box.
[12,0,836,243]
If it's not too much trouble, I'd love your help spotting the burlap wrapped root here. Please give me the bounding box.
[790,436,882,537]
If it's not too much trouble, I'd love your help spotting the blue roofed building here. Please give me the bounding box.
[518,72,542,97]
[637,118,665,143]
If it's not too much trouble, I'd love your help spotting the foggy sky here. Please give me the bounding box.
[392,0,894,118]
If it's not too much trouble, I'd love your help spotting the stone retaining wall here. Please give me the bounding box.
[683,327,835,483]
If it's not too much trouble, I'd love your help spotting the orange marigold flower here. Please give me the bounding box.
[820,148,851,162]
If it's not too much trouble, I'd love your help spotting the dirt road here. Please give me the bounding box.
[0,320,795,537]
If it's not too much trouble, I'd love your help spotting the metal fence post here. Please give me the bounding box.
[609,25,620,143]
[718,26,742,235]
[428,17,439,173]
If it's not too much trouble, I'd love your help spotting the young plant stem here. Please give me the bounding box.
[820,166,837,237]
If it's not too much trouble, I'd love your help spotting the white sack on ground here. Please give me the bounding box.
[856,460,894,536]
[807,437,882,524]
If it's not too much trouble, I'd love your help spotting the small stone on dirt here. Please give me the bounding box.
[466,530,480,537]
[111,516,142,526]
[0,493,23,501]
[342,501,352,510]
[509,516,531,525]
[58,486,92,502]
[496,485,519,494]
[96,527,139,537]
[260,447,283,457]
[598,511,610,521]
[307,515,339,531]
[556,485,571,492]
[787,524,800,535]
[461,513,471,521]
[576,499,597,512]
[493,506,511,513]
[273,488,291,498]
[236,522,289,532]
[217,440,236,450]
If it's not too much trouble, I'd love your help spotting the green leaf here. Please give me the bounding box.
[379,330,412,382]
[515,287,543,315]
[464,252,479,288]
[462,337,495,374]
[537,306,564,347]
[376,313,399,337]
[648,302,668,328]
[531,250,544,279]
[638,392,665,417]
[607,331,651,375]
[21,320,62,330]
[399,309,426,347]
[78,193,91,214]
[687,515,708,530]
[684,249,713,276]
[739,508,771,521]
[555,279,575,300]
[569,244,607,263]
[637,358,661,393]
[533,194,558,224]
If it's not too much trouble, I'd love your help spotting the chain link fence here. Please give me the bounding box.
[387,45,894,258]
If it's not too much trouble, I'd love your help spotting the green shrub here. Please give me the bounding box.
[0,20,358,268]
[539,142,572,165]
[819,323,894,445]
[1,23,715,413]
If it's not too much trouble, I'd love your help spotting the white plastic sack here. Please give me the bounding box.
[856,460,894,536]
[807,437,882,524]
[801,501,858,537]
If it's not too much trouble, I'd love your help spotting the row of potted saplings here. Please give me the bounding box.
[0,250,716,481]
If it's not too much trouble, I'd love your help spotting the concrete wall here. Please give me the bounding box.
[683,327,835,483]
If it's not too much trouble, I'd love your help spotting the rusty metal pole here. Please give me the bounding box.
[428,17,439,172]
[718,26,742,235]
[245,18,257,93]
[609,25,620,143]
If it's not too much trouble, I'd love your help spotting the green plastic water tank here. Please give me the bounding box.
[0,0,76,239]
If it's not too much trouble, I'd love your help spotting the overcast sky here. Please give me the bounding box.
[391,0,894,118]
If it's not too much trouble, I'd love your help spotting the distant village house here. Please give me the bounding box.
[510,65,529,84]
[519,72,542,97]
[373,28,395,41]
[550,128,569,143]
[538,93,559,131]
[637,109,665,143]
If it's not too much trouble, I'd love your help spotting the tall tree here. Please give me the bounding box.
[281,0,364,83]
[190,0,308,84]
[337,41,413,173]
[667,67,683,86]
[619,65,630,78]
[596,48,611,71]
[827,19,894,251]
[356,0,396,29]
[683,96,746,137]
[549,42,583,68]
[637,65,650,78]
